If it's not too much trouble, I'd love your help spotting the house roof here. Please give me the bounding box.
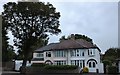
[35,39,101,52]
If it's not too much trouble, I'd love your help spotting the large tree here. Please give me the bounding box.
[59,34,93,43]
[2,16,16,63]
[103,48,120,64]
[2,2,61,67]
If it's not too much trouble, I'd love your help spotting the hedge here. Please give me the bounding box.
[31,63,78,70]
[31,63,48,67]
[108,66,118,74]
[44,65,78,70]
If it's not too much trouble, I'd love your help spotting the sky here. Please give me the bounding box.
[0,0,119,54]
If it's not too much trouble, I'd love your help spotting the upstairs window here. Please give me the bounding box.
[46,52,51,57]
[88,49,95,56]
[36,53,43,58]
[71,49,85,57]
[54,50,66,57]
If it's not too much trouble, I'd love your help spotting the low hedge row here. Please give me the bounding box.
[31,63,48,67]
[31,63,78,70]
[44,65,78,70]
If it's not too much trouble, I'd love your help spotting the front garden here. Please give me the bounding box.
[22,63,82,74]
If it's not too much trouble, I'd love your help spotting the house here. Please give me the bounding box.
[31,39,104,73]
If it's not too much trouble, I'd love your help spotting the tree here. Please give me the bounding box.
[102,48,120,73]
[59,34,93,43]
[103,48,120,63]
[2,2,61,67]
[2,16,16,63]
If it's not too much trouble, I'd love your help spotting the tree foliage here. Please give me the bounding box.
[2,16,16,62]
[103,48,120,64]
[2,2,61,66]
[59,34,93,43]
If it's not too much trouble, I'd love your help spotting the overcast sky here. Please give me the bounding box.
[0,0,118,54]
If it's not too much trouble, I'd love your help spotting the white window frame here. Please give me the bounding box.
[54,50,66,57]
[88,49,95,56]
[54,60,66,65]
[36,53,43,58]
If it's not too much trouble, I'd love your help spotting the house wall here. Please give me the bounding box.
[32,48,104,73]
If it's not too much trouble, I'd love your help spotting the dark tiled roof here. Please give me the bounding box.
[35,39,100,52]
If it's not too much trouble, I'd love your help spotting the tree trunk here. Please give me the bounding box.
[22,59,27,67]
[20,56,27,74]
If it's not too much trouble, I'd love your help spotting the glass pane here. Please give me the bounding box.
[93,62,96,68]
[89,62,91,67]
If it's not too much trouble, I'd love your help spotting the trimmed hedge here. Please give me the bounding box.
[44,65,78,70]
[31,63,78,70]
[31,63,48,67]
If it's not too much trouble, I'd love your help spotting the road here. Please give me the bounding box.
[1,71,120,75]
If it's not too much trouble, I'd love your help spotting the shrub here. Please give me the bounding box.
[83,67,89,73]
[44,65,78,70]
[108,66,118,74]
[31,63,48,67]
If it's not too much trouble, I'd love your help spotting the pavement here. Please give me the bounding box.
[1,71,21,75]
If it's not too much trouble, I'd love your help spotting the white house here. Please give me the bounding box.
[31,39,104,73]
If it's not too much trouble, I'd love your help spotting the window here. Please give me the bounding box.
[93,62,96,68]
[88,49,95,56]
[71,60,85,68]
[89,62,91,67]
[46,52,51,57]
[89,61,96,68]
[82,51,84,56]
[54,61,66,65]
[36,53,43,58]
[54,50,66,57]
[71,49,85,57]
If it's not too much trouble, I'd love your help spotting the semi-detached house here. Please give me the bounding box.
[31,39,104,73]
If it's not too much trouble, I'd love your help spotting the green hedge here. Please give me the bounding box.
[31,63,78,70]
[108,66,118,74]
[31,63,48,67]
[44,65,78,70]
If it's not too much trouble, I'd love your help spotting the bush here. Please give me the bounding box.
[83,67,89,73]
[44,65,78,70]
[108,66,118,74]
[31,63,48,67]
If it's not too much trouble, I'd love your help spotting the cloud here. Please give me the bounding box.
[0,1,118,53]
[49,2,118,53]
